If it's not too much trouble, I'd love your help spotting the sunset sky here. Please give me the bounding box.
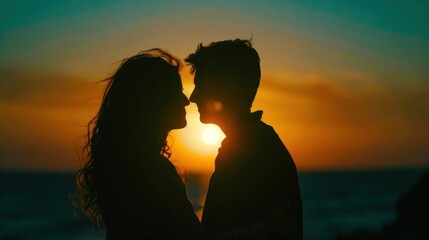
[1,0,428,173]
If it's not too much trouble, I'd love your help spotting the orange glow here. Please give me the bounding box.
[201,125,221,145]
[168,103,225,173]
[1,55,428,172]
[3,68,427,173]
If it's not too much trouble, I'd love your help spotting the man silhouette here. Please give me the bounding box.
[186,39,303,239]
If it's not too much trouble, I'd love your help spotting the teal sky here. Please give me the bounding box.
[0,0,428,171]
[2,0,428,37]
[1,0,428,81]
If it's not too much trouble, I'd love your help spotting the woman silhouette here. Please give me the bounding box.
[75,49,204,239]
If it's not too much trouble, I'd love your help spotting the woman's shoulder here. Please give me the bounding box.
[152,155,186,193]
[156,155,182,176]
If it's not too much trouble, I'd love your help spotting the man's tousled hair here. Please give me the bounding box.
[185,38,261,108]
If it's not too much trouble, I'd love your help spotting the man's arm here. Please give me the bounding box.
[205,205,299,240]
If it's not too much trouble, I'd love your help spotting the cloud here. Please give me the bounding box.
[256,76,362,128]
[254,75,429,169]
[0,67,104,108]
[258,75,429,126]
[0,67,104,171]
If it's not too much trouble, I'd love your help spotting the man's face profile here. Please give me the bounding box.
[190,69,224,124]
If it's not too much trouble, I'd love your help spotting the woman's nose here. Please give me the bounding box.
[190,89,197,103]
[182,93,190,106]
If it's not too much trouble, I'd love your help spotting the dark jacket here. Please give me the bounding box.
[202,111,303,239]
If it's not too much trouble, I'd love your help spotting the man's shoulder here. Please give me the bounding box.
[229,120,287,161]
[247,120,281,142]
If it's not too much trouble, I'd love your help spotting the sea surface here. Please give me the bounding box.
[0,168,426,240]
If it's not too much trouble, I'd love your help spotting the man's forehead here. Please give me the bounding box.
[194,69,213,84]
[194,68,219,83]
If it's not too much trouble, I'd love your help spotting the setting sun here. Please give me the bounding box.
[202,125,221,145]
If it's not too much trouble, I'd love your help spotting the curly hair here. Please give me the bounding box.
[73,49,183,230]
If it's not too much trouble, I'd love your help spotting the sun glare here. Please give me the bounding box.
[202,125,220,145]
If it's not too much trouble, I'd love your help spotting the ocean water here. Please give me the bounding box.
[0,168,425,240]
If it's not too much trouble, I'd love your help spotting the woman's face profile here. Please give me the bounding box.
[160,71,190,131]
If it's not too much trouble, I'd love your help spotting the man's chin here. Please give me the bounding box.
[199,117,209,124]
[199,114,216,124]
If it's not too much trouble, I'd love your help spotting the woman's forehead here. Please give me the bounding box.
[167,71,182,88]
